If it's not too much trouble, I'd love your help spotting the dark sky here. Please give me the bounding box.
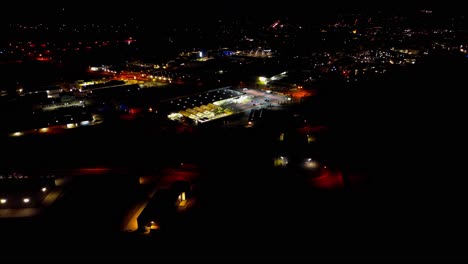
[1,1,464,24]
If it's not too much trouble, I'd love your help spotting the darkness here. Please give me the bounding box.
[1,1,468,262]
[1,54,466,261]
[1,1,465,24]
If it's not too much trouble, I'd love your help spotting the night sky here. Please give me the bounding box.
[2,1,464,24]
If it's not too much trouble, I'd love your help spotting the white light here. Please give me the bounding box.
[66,123,76,129]
[23,198,30,203]
[80,120,90,126]
[304,159,319,169]
[258,76,267,83]
[41,187,47,192]
[0,199,6,204]
[11,132,24,137]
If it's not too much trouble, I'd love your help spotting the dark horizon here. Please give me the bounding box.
[2,1,464,24]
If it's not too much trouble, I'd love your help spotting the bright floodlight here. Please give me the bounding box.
[258,76,268,84]
[23,198,30,203]
[41,187,47,192]
[11,132,24,137]
[0,199,6,204]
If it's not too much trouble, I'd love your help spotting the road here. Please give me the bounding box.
[120,181,159,232]
[0,177,69,219]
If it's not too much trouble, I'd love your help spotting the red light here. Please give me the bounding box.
[77,167,111,175]
[308,168,345,190]
[129,108,141,114]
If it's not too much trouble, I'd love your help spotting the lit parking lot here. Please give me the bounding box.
[165,87,290,125]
